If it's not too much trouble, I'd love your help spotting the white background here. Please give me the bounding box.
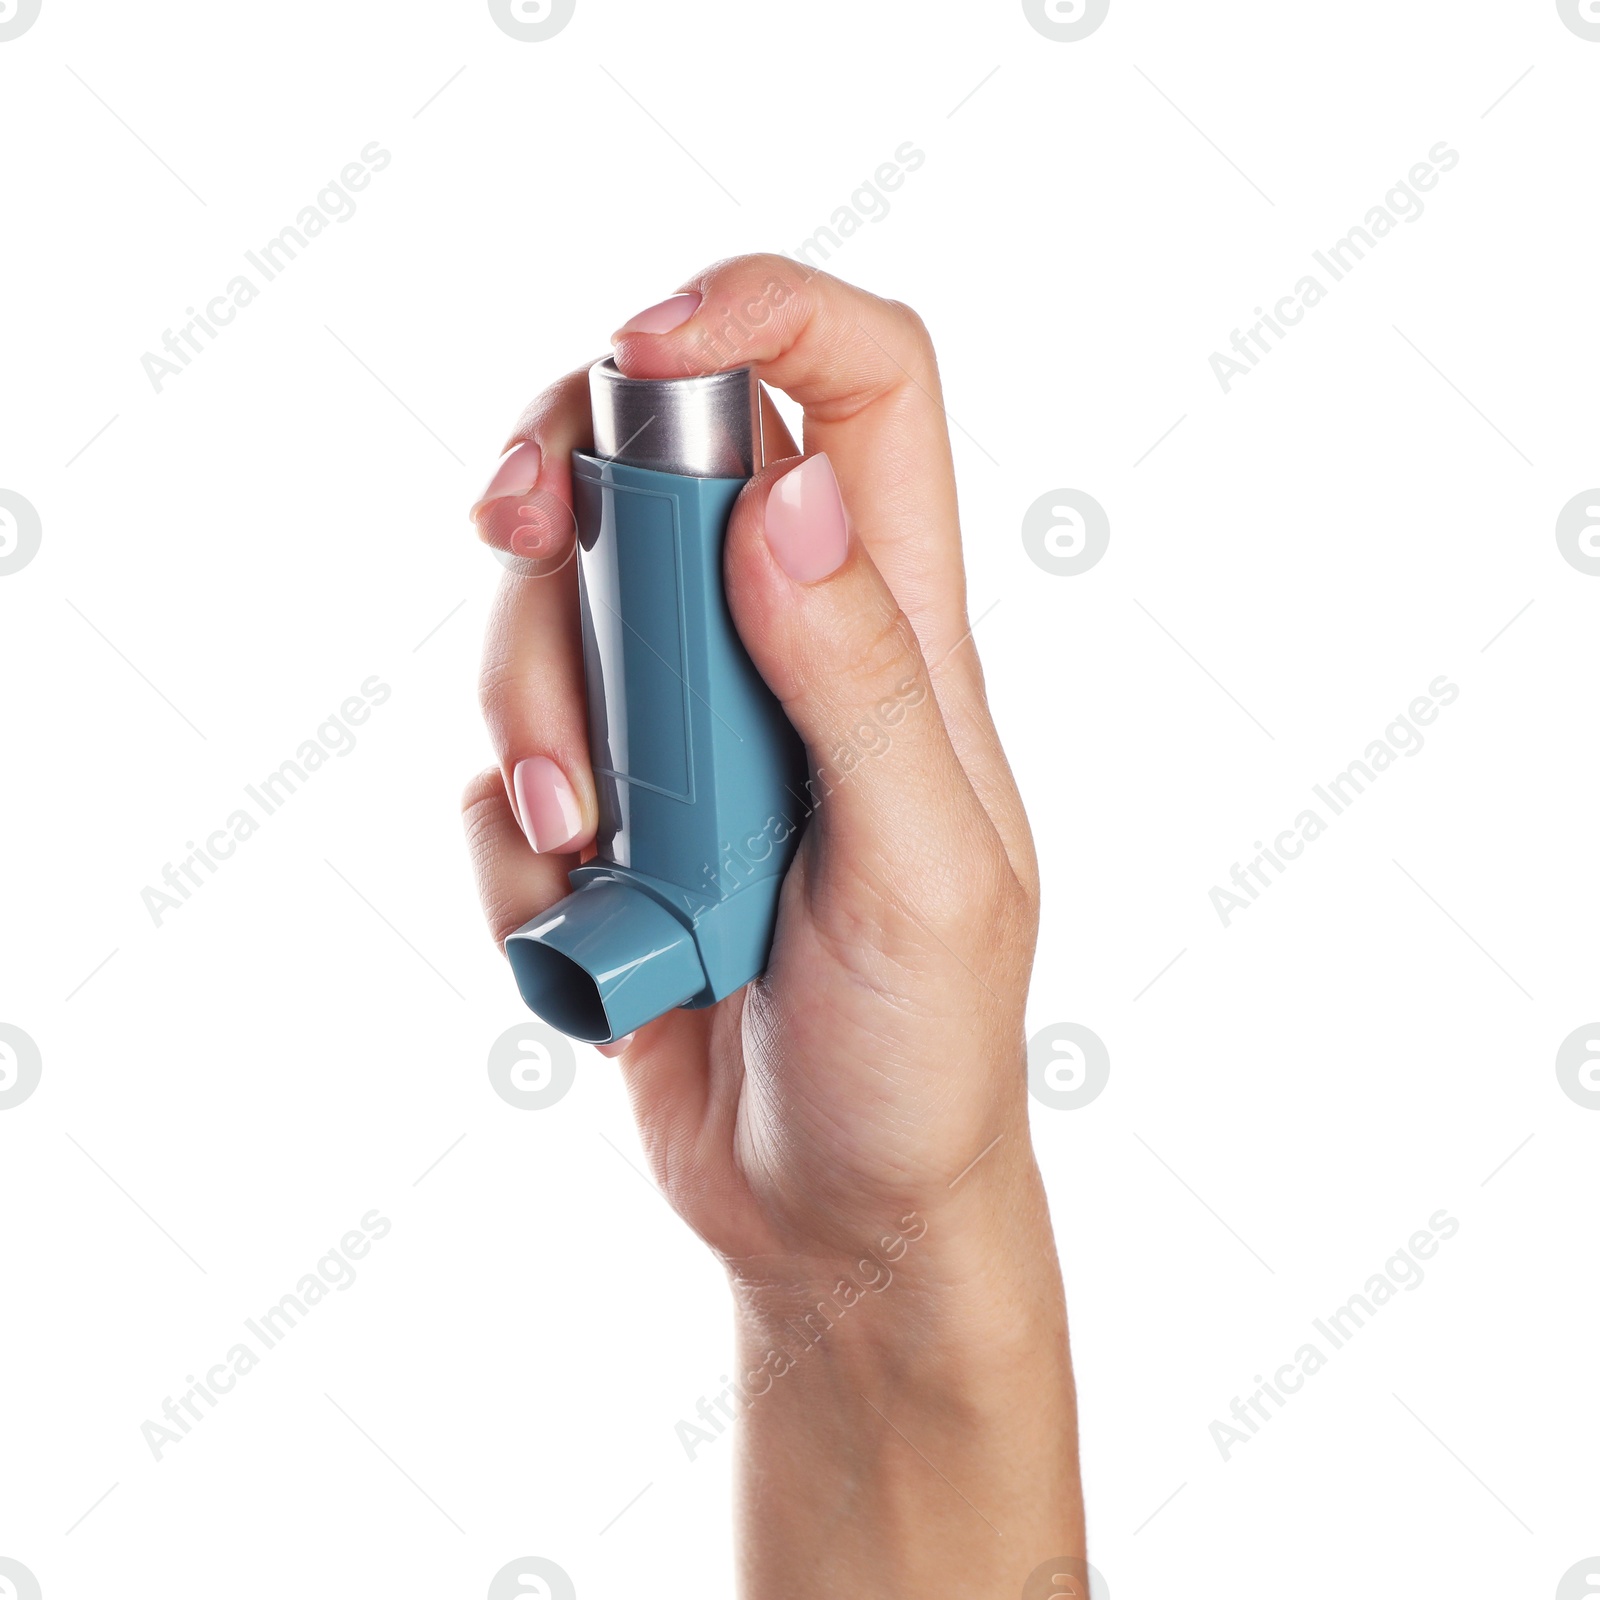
[1,1,1597,1596]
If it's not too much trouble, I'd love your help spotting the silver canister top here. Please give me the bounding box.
[589,358,762,478]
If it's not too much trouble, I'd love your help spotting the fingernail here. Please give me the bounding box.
[764,454,849,583]
[473,441,541,518]
[596,1033,635,1058]
[473,442,575,562]
[613,292,700,339]
[512,756,584,853]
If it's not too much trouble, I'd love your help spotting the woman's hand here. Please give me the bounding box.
[463,255,1084,1597]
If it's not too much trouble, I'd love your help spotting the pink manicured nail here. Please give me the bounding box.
[596,1034,635,1058]
[473,441,541,516]
[764,454,849,583]
[512,756,584,853]
[613,292,700,338]
[473,441,577,566]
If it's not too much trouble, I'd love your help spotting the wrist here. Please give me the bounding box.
[723,1137,1073,1438]
[724,1147,1084,1595]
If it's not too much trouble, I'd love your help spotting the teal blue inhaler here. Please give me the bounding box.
[505,359,808,1043]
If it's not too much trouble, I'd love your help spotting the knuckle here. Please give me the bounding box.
[912,849,987,930]
[835,605,923,700]
[1013,858,1042,926]
[927,818,1033,938]
[484,898,530,952]
[712,250,801,287]
[860,832,1007,948]
[956,834,1014,926]
[693,255,807,354]
[476,650,521,721]
[459,773,531,951]
[460,766,505,820]
[705,251,805,294]
[884,298,935,357]
[995,859,1038,942]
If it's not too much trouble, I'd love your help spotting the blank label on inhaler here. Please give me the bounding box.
[580,480,692,801]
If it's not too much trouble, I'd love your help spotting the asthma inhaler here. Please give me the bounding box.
[504,359,809,1044]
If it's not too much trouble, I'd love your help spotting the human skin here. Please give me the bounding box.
[462,255,1085,1596]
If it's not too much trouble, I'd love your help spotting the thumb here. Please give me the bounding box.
[725,453,993,891]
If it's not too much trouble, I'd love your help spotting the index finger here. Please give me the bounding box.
[611,256,968,663]
[611,255,1036,905]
